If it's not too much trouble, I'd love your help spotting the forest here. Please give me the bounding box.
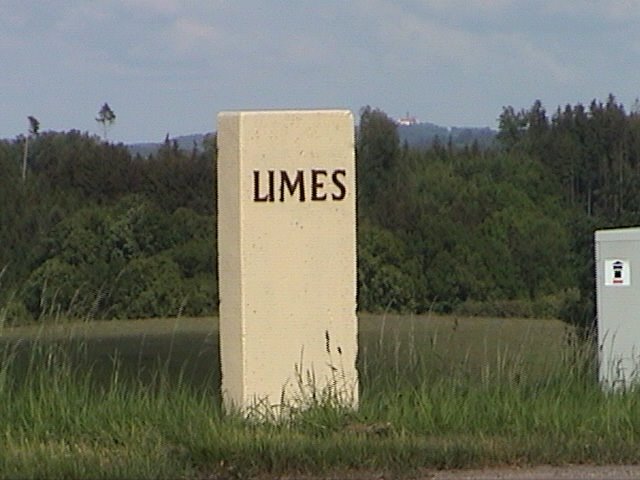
[1,95,639,332]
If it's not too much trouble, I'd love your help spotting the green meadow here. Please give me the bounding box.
[1,315,638,479]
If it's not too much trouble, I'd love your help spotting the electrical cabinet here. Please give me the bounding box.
[596,228,640,389]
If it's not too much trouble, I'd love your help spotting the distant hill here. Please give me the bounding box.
[128,133,210,157]
[397,122,496,149]
[126,122,496,156]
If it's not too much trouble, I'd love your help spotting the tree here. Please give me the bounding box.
[21,116,40,182]
[496,106,527,150]
[356,106,401,223]
[28,116,40,136]
[96,103,116,140]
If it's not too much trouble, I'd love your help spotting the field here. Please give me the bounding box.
[1,314,638,479]
[0,314,570,393]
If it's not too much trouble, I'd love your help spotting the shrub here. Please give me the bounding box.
[168,239,214,278]
[107,255,186,319]
[0,296,32,326]
[21,258,91,320]
[453,290,578,319]
[358,223,418,312]
[180,274,217,317]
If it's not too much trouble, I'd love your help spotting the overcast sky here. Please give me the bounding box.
[2,1,640,143]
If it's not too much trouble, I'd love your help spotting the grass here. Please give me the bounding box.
[0,314,638,479]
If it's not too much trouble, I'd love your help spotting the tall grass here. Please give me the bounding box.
[1,315,640,479]
[0,336,201,478]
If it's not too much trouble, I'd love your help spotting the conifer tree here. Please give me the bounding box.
[96,103,116,140]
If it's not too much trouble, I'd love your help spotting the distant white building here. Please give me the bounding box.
[396,112,419,126]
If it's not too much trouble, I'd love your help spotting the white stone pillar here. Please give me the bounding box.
[217,110,358,414]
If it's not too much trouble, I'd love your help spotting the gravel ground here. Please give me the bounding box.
[428,464,640,479]
[255,465,640,479]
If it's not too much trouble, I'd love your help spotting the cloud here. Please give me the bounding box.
[1,0,637,141]
[116,0,181,15]
[543,1,640,21]
[170,17,219,54]
[353,1,480,65]
[0,3,27,28]
[423,0,514,13]
[495,32,575,84]
[603,1,640,20]
[347,0,578,100]
[54,3,112,34]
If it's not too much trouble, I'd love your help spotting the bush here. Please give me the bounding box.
[107,255,186,319]
[168,239,214,278]
[21,258,92,320]
[180,274,217,317]
[454,291,577,319]
[0,296,32,326]
[358,223,418,312]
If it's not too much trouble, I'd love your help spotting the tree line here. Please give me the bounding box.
[1,97,636,329]
[356,106,576,320]
[0,132,215,322]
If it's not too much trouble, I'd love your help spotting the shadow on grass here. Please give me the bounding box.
[0,314,576,410]
[1,327,222,403]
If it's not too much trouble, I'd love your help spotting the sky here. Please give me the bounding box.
[2,0,640,144]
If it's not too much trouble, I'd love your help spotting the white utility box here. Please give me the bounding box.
[596,227,640,389]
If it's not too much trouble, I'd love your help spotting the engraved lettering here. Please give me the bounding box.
[253,169,348,202]
[280,170,305,202]
[253,170,274,202]
[311,169,327,201]
[331,169,347,201]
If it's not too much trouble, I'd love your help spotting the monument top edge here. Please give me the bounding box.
[218,109,353,118]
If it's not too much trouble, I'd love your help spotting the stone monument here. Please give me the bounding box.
[217,110,358,414]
